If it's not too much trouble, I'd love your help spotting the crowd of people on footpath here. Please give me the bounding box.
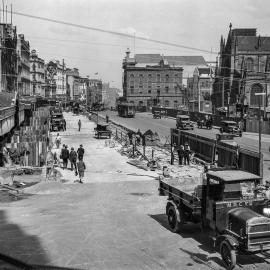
[54,135,86,183]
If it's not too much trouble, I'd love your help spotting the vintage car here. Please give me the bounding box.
[94,123,112,139]
[50,113,65,131]
[159,168,270,269]
[197,118,213,129]
[220,120,242,137]
[176,114,194,130]
[153,111,162,119]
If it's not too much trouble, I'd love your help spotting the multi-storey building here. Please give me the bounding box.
[122,50,207,108]
[30,49,45,96]
[66,68,80,100]
[44,59,66,99]
[17,34,30,96]
[188,67,214,113]
[86,79,102,106]
[102,83,120,109]
[212,24,270,115]
[0,23,17,93]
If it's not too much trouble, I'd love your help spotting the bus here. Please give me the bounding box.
[117,103,136,118]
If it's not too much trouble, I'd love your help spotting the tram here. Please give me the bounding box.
[117,103,136,118]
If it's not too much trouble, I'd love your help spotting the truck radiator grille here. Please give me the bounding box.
[249,224,270,233]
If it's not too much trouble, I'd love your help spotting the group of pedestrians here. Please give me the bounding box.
[172,142,191,166]
[59,143,86,183]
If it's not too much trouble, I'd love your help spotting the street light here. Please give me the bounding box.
[255,92,266,176]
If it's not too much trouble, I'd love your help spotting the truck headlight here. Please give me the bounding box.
[263,208,270,217]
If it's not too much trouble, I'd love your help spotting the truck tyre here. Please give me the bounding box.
[167,205,181,233]
[220,240,236,270]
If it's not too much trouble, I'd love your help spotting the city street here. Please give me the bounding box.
[1,112,270,270]
[99,110,270,179]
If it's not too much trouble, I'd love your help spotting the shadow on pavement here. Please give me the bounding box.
[0,210,82,269]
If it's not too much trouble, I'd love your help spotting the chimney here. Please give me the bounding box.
[125,48,130,59]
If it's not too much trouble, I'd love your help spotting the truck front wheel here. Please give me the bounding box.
[167,205,181,233]
[220,240,236,270]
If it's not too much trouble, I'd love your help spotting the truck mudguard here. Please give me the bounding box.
[216,234,239,250]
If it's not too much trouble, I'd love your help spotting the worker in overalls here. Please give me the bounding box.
[183,142,191,165]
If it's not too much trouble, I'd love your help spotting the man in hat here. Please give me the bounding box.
[61,145,70,169]
[77,144,85,160]
[69,147,77,171]
[184,142,191,165]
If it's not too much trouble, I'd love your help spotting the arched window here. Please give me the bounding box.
[157,74,161,82]
[138,101,143,106]
[250,84,263,106]
[165,100,170,107]
[174,100,178,108]
[165,74,169,83]
[246,58,254,71]
[130,74,134,78]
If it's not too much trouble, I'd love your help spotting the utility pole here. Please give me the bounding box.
[222,77,225,108]
[62,59,65,109]
[255,92,265,177]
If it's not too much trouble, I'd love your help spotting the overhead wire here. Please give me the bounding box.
[6,9,215,54]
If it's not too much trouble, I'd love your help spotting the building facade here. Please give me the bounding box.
[86,79,102,107]
[122,50,208,109]
[66,68,80,100]
[122,51,185,108]
[0,23,17,93]
[102,83,120,109]
[44,60,66,99]
[212,24,270,115]
[17,34,30,96]
[30,49,45,96]
[188,67,214,113]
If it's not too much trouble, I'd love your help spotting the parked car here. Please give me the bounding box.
[94,123,112,139]
[220,120,242,137]
[153,111,161,119]
[176,115,193,130]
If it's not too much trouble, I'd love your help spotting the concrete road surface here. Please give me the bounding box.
[0,112,269,269]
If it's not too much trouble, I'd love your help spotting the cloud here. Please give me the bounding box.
[120,27,149,39]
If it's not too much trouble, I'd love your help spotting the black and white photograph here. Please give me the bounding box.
[0,0,270,269]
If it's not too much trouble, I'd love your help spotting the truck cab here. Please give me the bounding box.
[159,168,270,269]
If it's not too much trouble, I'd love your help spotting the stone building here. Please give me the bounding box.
[122,50,207,109]
[102,83,120,109]
[17,34,30,96]
[44,59,66,99]
[86,79,102,107]
[66,68,80,100]
[30,49,45,96]
[212,24,270,115]
[188,67,214,113]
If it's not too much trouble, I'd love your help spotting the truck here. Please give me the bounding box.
[159,168,270,269]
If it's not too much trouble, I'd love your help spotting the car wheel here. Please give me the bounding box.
[220,240,236,270]
[167,205,182,233]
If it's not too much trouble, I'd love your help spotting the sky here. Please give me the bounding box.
[5,0,270,90]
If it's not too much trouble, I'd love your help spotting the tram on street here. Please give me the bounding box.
[117,103,136,118]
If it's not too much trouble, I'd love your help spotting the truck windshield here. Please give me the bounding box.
[224,181,256,200]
